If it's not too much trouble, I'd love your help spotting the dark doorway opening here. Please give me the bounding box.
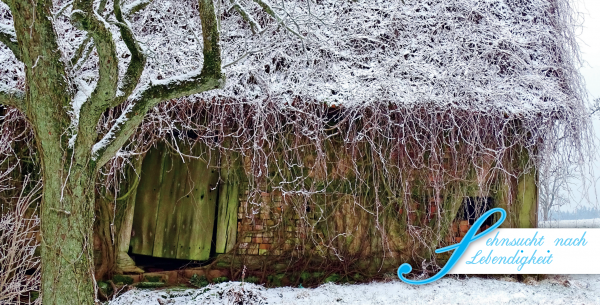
[456,197,494,226]
[127,251,213,273]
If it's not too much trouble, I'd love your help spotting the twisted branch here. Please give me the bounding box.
[111,0,146,107]
[92,0,225,168]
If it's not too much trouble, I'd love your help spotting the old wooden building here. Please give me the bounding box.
[84,0,582,280]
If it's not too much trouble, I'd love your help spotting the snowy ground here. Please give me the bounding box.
[107,219,600,305]
[106,275,600,305]
[539,218,600,228]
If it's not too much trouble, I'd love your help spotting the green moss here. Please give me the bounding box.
[135,282,165,289]
[267,273,285,287]
[300,272,311,282]
[244,276,259,284]
[212,276,229,284]
[145,275,162,283]
[324,274,340,283]
[216,261,230,268]
[113,274,134,285]
[190,274,209,288]
[97,281,112,296]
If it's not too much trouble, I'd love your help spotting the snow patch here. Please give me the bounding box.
[105,276,600,305]
[539,218,600,228]
[68,78,94,148]
[91,102,135,157]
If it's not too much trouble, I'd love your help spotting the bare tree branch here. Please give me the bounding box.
[93,69,225,168]
[0,84,26,113]
[70,35,92,67]
[70,2,119,105]
[97,0,109,14]
[0,24,21,61]
[0,177,42,305]
[92,0,225,168]
[71,0,120,155]
[590,98,600,117]
[123,0,153,17]
[230,0,261,34]
[251,0,302,38]
[111,0,146,107]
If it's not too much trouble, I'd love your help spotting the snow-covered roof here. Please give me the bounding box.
[0,0,584,117]
[125,0,584,115]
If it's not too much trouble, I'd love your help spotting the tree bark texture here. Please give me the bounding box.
[7,0,97,303]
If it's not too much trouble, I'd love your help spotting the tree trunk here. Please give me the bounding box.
[542,205,550,222]
[95,197,116,281]
[8,0,97,303]
[40,164,96,305]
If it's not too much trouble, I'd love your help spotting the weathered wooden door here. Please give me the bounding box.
[129,143,219,260]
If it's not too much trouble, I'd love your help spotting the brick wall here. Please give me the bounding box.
[236,189,304,256]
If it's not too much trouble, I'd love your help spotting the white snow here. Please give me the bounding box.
[0,23,17,42]
[91,102,135,158]
[106,219,600,305]
[68,77,95,148]
[539,218,600,228]
[105,275,600,305]
[120,0,584,115]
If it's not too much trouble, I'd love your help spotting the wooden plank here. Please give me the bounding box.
[118,157,143,254]
[177,145,219,260]
[215,154,240,254]
[130,146,167,256]
[173,149,200,259]
[153,153,185,259]
[131,142,221,260]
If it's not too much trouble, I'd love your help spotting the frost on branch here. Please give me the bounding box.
[0,3,24,94]
[0,177,41,305]
[115,0,585,113]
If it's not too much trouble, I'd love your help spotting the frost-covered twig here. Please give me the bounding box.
[230,0,262,34]
[0,177,42,305]
[590,98,600,117]
[251,0,303,38]
[92,0,225,168]
[69,35,92,67]
[122,0,153,17]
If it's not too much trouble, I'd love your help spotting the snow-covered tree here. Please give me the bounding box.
[0,0,228,303]
[538,158,576,221]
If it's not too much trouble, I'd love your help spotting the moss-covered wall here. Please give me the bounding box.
[227,144,538,272]
[124,139,537,273]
